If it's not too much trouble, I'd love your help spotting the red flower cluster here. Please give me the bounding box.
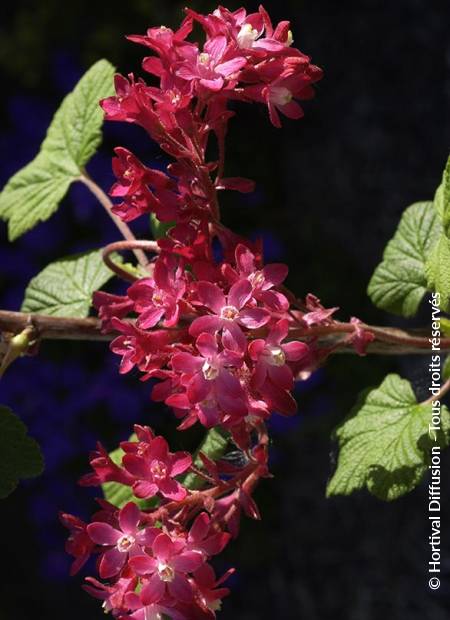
[100,4,322,225]
[63,5,374,618]
[95,241,321,448]
[61,425,261,619]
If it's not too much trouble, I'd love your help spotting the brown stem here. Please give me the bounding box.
[147,461,261,524]
[102,240,159,283]
[0,311,107,341]
[1,310,450,353]
[422,377,450,405]
[78,172,149,269]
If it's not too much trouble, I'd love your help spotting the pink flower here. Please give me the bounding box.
[93,291,134,333]
[120,424,155,456]
[59,513,94,575]
[191,563,234,614]
[110,147,179,223]
[248,319,308,414]
[301,293,338,326]
[171,333,246,421]
[176,36,247,92]
[130,532,204,604]
[79,442,134,488]
[128,255,186,329]
[84,575,137,615]
[186,512,230,557]
[101,74,160,137]
[223,244,289,311]
[243,59,322,127]
[190,279,270,351]
[109,318,170,375]
[87,502,157,579]
[127,18,194,63]
[122,436,191,500]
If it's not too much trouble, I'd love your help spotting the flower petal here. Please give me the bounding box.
[147,436,169,462]
[189,512,210,543]
[136,526,160,547]
[268,364,293,390]
[195,332,218,359]
[196,282,226,313]
[238,307,270,329]
[261,379,297,415]
[132,480,159,499]
[189,315,223,338]
[99,547,126,579]
[137,306,165,329]
[172,352,203,374]
[169,451,192,476]
[122,454,149,478]
[199,77,224,91]
[215,57,247,77]
[152,533,176,561]
[159,478,187,501]
[187,373,210,404]
[267,319,289,345]
[168,573,193,602]
[283,341,310,362]
[87,522,121,546]
[129,554,157,575]
[261,263,288,287]
[228,279,252,310]
[141,573,165,604]
[222,322,246,352]
[172,550,204,573]
[119,502,140,535]
[204,35,227,61]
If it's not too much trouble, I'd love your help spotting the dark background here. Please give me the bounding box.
[1,1,450,618]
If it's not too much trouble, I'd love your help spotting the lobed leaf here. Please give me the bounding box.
[21,250,115,318]
[0,405,44,498]
[425,234,450,312]
[327,374,450,501]
[433,155,450,236]
[41,59,116,175]
[0,60,115,240]
[368,202,442,317]
[0,153,73,241]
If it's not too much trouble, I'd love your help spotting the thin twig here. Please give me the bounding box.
[1,310,450,353]
[78,171,150,269]
[102,240,159,283]
[422,377,450,405]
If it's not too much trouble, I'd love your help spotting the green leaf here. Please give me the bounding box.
[327,374,450,501]
[425,234,450,312]
[433,156,450,235]
[0,405,44,498]
[368,202,442,317]
[442,318,450,337]
[0,153,73,241]
[101,435,158,510]
[150,213,175,239]
[41,59,116,175]
[0,60,115,240]
[183,427,229,490]
[443,357,450,381]
[21,250,115,317]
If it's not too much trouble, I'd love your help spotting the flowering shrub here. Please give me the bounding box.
[0,4,450,619]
